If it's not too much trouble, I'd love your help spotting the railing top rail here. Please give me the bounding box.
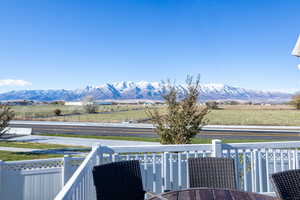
[54,145,98,200]
[4,157,64,164]
[64,156,85,161]
[223,141,300,150]
[101,144,212,153]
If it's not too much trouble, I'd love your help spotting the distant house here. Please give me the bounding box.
[66,101,113,106]
[65,101,83,106]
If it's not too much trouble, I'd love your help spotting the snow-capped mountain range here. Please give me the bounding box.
[0,81,293,103]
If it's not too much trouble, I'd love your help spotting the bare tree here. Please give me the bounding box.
[205,101,219,109]
[146,75,209,144]
[82,96,98,113]
[0,105,15,137]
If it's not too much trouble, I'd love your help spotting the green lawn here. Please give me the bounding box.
[0,141,89,161]
[42,133,276,144]
[0,150,64,161]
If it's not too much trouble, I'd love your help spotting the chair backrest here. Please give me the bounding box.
[188,157,237,189]
[92,160,145,200]
[271,169,300,200]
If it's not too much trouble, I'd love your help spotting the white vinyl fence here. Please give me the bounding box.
[54,140,300,200]
[0,156,84,200]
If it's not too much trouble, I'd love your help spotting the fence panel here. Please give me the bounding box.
[222,142,300,193]
[0,157,83,200]
[1,158,63,200]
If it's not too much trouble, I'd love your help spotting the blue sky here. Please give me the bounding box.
[0,0,300,92]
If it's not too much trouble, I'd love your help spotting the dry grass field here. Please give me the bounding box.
[10,104,300,126]
[207,105,300,126]
[12,104,148,122]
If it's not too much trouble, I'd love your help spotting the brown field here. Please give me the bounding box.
[10,104,300,126]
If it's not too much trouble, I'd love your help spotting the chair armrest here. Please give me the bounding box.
[146,192,168,200]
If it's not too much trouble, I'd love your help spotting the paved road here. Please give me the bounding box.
[9,121,300,140]
[11,123,157,137]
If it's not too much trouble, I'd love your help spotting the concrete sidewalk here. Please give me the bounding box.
[6,135,159,147]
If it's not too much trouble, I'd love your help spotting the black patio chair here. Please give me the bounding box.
[188,157,237,189]
[92,160,167,200]
[271,169,300,200]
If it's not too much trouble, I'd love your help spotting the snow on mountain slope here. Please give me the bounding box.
[0,81,293,103]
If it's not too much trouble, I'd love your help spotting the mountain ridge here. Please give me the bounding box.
[0,81,293,103]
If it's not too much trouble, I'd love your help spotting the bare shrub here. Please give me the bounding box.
[0,105,15,137]
[146,75,209,144]
[54,109,62,116]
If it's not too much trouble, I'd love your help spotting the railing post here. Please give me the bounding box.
[212,139,222,157]
[162,152,167,192]
[62,155,71,186]
[0,160,3,196]
[296,149,299,169]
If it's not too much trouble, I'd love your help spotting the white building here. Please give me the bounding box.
[65,101,83,106]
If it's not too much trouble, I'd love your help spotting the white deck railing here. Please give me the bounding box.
[54,140,300,200]
[54,146,99,200]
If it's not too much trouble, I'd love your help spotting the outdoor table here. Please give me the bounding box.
[148,188,279,200]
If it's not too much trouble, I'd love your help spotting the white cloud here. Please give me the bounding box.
[0,79,32,87]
